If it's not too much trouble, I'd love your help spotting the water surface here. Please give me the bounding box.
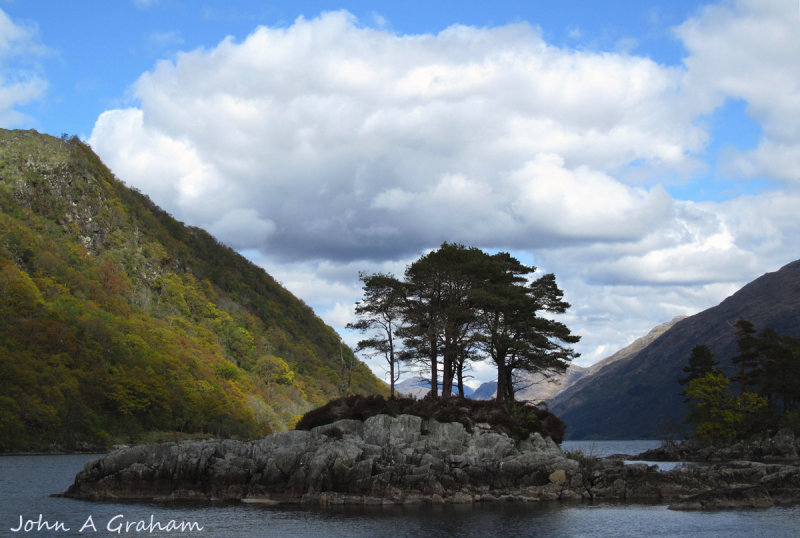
[1,444,797,537]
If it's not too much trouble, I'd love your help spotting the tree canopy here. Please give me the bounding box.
[350,243,579,403]
[680,320,800,442]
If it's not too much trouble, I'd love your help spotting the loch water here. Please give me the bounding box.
[2,442,799,537]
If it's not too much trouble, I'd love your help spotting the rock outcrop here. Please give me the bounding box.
[63,415,576,505]
[61,415,800,509]
[666,461,800,510]
[636,429,800,463]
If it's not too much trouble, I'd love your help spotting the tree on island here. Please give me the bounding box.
[350,243,579,403]
[346,272,405,398]
[732,319,761,394]
[680,321,800,443]
[678,344,720,401]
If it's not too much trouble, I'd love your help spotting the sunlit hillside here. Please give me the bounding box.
[0,129,387,451]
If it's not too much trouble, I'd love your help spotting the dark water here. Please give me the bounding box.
[561,439,663,458]
[1,445,799,537]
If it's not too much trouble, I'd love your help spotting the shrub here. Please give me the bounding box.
[294,395,566,442]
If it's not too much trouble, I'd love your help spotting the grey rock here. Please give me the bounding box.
[63,414,570,504]
[61,415,800,508]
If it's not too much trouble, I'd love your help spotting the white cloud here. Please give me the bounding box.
[0,9,47,127]
[91,11,703,260]
[208,209,276,250]
[677,0,800,183]
[88,6,800,380]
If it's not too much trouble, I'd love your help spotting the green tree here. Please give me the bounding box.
[371,244,578,403]
[755,329,800,413]
[684,372,767,443]
[474,258,579,404]
[678,344,720,401]
[732,319,761,393]
[346,272,405,397]
[399,244,485,398]
[0,261,44,318]
[255,355,295,386]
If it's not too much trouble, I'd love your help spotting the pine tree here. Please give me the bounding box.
[732,319,761,393]
[346,272,405,398]
[678,344,720,401]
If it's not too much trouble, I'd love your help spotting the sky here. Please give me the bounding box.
[2,0,799,387]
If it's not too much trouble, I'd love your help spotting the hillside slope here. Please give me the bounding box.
[0,129,386,451]
[550,260,800,440]
[470,318,680,403]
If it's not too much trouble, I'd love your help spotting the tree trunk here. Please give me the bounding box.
[428,332,438,399]
[502,368,515,403]
[389,359,395,399]
[441,353,453,399]
[496,360,509,404]
[388,330,396,399]
[456,361,465,398]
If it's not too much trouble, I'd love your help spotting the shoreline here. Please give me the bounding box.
[57,415,800,511]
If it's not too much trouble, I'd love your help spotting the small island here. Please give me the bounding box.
[61,395,800,510]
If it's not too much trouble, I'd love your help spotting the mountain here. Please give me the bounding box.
[0,129,386,451]
[467,319,680,403]
[470,365,586,402]
[471,381,498,400]
[549,260,800,440]
[394,376,475,398]
[582,317,686,377]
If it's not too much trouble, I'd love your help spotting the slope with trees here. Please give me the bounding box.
[549,259,800,439]
[0,129,386,451]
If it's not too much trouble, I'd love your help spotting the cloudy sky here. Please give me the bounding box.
[2,0,799,385]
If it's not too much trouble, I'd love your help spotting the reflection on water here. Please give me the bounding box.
[1,448,798,537]
[561,439,662,458]
[562,440,694,471]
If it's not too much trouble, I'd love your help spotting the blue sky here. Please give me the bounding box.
[3,2,709,137]
[6,1,769,202]
[2,0,798,384]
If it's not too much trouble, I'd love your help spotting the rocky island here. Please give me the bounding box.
[61,405,800,510]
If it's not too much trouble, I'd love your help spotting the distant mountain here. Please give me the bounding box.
[471,381,498,400]
[549,260,800,440]
[394,377,432,399]
[394,376,474,398]
[516,365,587,402]
[470,365,587,402]
[0,129,386,451]
[583,317,687,377]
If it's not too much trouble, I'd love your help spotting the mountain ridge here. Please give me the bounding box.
[550,259,800,439]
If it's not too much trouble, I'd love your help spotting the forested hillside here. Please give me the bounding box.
[0,129,386,451]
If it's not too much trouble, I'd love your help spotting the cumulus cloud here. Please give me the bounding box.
[88,5,800,373]
[677,0,800,182]
[90,11,703,260]
[0,9,47,127]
